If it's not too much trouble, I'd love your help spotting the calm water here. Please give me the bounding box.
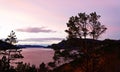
[0,48,54,67]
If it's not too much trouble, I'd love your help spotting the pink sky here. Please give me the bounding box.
[0,0,120,45]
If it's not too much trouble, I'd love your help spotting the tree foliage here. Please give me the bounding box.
[89,12,107,39]
[65,12,107,39]
[5,30,18,45]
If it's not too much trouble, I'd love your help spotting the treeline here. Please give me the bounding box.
[0,57,49,72]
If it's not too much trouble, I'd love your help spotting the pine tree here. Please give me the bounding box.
[5,30,18,45]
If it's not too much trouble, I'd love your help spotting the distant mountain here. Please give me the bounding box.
[48,38,120,51]
[17,45,46,48]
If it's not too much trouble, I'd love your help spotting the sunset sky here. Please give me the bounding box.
[0,0,120,45]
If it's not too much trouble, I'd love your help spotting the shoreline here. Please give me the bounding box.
[0,47,54,67]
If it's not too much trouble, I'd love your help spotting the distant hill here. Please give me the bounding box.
[48,38,102,49]
[49,38,120,49]
[0,40,19,50]
[17,45,46,48]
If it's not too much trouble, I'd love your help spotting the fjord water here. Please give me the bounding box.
[12,48,54,67]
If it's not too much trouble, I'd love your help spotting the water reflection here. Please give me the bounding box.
[0,48,54,72]
[0,48,54,67]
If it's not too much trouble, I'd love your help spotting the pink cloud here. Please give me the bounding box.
[16,27,56,33]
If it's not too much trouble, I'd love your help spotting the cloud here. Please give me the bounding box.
[16,27,56,33]
[19,38,64,42]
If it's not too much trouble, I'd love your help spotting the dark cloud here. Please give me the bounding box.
[16,27,56,33]
[19,38,64,42]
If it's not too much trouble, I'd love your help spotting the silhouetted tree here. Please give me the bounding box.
[78,13,89,39]
[65,13,89,39]
[89,12,107,39]
[0,56,11,72]
[65,16,81,39]
[16,63,37,72]
[5,30,18,45]
[65,12,107,39]
[38,62,48,72]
